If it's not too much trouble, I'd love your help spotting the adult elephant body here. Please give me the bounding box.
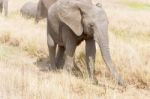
[0,0,8,16]
[47,0,125,85]
[35,0,57,22]
[20,2,38,18]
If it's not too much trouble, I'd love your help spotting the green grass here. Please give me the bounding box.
[120,0,150,10]
[110,28,150,43]
[127,2,150,10]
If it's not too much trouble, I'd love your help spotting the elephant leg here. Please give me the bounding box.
[64,42,76,72]
[0,3,3,13]
[55,46,65,69]
[3,0,8,16]
[63,29,76,72]
[47,33,56,70]
[85,38,97,84]
[47,20,57,70]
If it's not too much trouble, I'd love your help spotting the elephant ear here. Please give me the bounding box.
[58,7,83,36]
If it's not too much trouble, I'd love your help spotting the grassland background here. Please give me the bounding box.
[0,0,150,99]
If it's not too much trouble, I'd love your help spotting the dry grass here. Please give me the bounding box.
[0,0,150,99]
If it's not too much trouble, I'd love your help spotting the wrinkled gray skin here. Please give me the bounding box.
[0,0,8,16]
[20,2,38,19]
[35,0,57,22]
[47,0,125,85]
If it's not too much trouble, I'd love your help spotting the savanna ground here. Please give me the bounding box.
[0,0,150,98]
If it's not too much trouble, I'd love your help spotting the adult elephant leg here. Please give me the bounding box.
[0,2,3,13]
[3,0,8,16]
[55,46,65,69]
[47,20,56,70]
[85,38,97,84]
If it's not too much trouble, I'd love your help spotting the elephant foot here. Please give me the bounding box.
[63,67,74,77]
[116,75,126,87]
[48,64,57,71]
[63,63,74,73]
[63,66,72,73]
[56,64,64,69]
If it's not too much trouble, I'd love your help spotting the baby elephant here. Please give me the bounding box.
[47,0,125,85]
[0,0,8,16]
[20,1,37,19]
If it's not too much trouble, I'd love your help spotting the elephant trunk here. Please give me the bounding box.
[94,24,124,85]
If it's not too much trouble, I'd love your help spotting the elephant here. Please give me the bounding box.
[0,0,8,16]
[35,0,57,22]
[20,1,38,19]
[46,0,125,85]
